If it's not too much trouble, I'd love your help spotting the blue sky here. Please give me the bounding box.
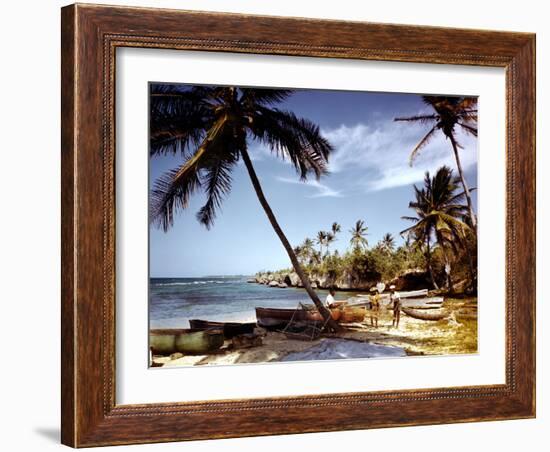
[149,87,478,277]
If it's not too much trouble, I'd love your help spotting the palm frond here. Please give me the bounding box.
[401,215,421,222]
[409,126,437,165]
[458,122,478,137]
[150,114,233,230]
[249,107,332,179]
[196,154,239,228]
[150,163,202,232]
[240,88,295,106]
[150,111,210,156]
[394,114,438,123]
[150,86,215,156]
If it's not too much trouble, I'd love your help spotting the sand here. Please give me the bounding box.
[151,297,477,367]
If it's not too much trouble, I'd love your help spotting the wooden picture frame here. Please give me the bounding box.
[61,3,536,447]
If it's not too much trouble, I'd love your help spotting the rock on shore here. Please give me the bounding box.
[253,268,430,291]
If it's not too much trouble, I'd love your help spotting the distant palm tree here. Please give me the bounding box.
[395,96,478,229]
[380,233,396,253]
[325,223,341,255]
[401,166,471,291]
[150,85,338,329]
[302,238,315,257]
[316,231,329,257]
[298,238,316,266]
[349,220,369,250]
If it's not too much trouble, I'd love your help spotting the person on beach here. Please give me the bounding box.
[370,288,381,328]
[325,288,336,308]
[390,285,402,328]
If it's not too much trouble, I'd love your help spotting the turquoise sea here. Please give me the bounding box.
[149,276,347,329]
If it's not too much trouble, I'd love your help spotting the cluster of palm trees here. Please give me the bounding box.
[294,220,377,266]
[401,166,474,291]
[149,86,478,327]
[397,96,478,292]
[315,222,341,257]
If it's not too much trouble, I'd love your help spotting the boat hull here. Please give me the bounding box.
[402,307,449,321]
[339,307,367,323]
[189,319,256,338]
[255,307,340,329]
[150,329,224,355]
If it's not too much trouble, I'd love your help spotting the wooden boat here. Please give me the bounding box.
[401,297,444,308]
[232,333,263,349]
[396,289,429,298]
[402,307,449,321]
[149,329,224,355]
[339,306,367,323]
[189,319,256,338]
[255,306,341,329]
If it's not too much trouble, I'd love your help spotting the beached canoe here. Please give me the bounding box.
[255,307,341,329]
[150,329,224,355]
[401,297,444,308]
[402,307,449,321]
[189,319,256,338]
[396,289,429,299]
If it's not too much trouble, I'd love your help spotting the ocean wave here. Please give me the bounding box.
[151,280,239,287]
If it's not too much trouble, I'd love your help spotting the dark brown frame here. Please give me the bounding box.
[61,3,536,447]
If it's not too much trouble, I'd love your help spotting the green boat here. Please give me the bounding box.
[150,329,224,355]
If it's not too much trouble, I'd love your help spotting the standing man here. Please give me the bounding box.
[370,287,381,328]
[390,285,402,328]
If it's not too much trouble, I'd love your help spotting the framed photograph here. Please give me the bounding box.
[61,3,536,447]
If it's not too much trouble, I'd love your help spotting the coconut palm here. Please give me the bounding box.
[349,220,369,250]
[325,222,340,255]
[380,233,395,253]
[316,231,329,258]
[302,238,315,257]
[401,166,471,291]
[395,96,478,229]
[297,238,316,266]
[150,84,338,329]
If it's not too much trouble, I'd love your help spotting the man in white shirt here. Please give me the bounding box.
[325,288,336,308]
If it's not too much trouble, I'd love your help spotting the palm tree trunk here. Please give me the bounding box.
[449,135,477,229]
[241,148,340,332]
[465,239,477,294]
[425,235,439,290]
[441,246,454,293]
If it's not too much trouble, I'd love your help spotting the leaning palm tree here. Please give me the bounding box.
[150,84,338,330]
[401,166,471,291]
[349,220,369,250]
[395,96,478,229]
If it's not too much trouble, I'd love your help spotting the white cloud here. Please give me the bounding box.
[275,176,343,198]
[322,119,477,192]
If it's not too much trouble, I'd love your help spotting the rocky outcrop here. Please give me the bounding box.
[388,269,431,291]
[254,269,384,291]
